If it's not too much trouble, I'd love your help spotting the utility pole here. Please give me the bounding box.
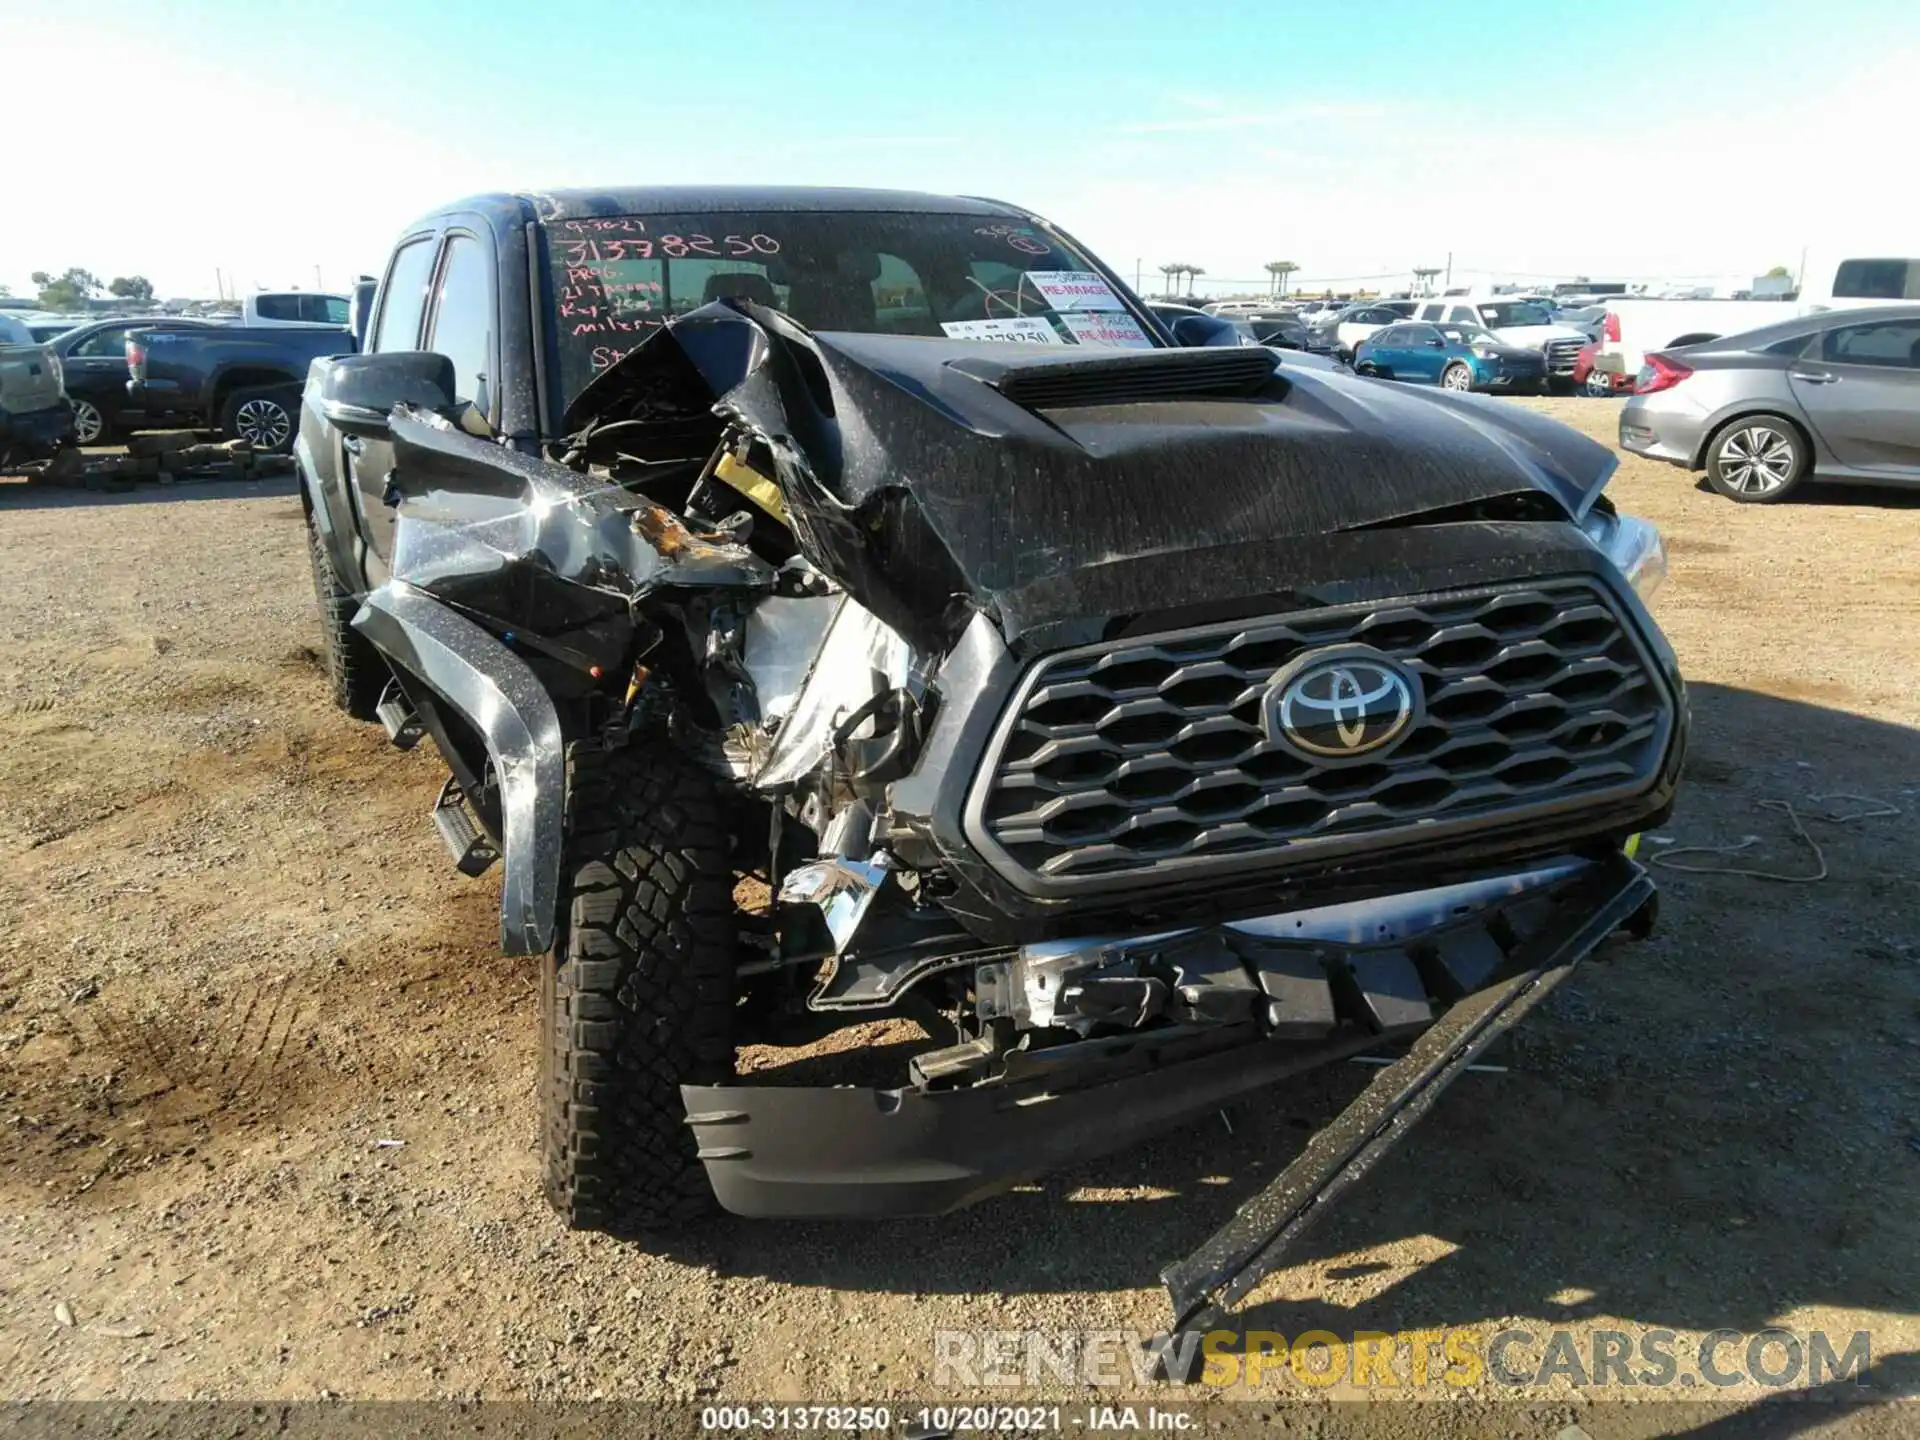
[315,264,324,291]
[1135,258,1142,292]
[1444,252,1452,288]
[214,267,225,301]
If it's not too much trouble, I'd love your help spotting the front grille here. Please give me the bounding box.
[966,578,1673,896]
[1545,338,1585,373]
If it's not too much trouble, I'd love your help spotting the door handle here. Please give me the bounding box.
[1790,371,1838,385]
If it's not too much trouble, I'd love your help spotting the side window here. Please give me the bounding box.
[425,235,494,407]
[255,294,300,322]
[1447,306,1477,324]
[1822,320,1920,369]
[372,240,437,354]
[1373,327,1403,345]
[1418,303,1443,321]
[318,296,350,325]
[72,326,128,357]
[1831,259,1919,301]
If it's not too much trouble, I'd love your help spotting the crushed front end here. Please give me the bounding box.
[350,299,1685,1252]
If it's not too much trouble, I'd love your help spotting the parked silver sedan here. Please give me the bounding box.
[1618,304,1920,503]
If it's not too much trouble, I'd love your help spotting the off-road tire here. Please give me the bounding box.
[305,510,386,720]
[540,743,738,1234]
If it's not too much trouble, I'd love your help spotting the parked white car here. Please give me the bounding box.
[1593,253,1920,380]
[238,291,351,328]
[1412,297,1591,390]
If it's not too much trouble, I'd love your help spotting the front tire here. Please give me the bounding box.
[305,510,387,719]
[220,385,299,454]
[541,743,738,1234]
[1441,362,1473,392]
[1705,417,1809,503]
[1584,368,1616,397]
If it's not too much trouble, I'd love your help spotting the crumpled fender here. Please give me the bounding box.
[351,581,566,955]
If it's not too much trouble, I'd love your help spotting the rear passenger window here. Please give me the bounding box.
[1823,320,1920,369]
[255,295,300,322]
[1447,306,1477,324]
[72,326,128,357]
[1418,304,1443,321]
[373,240,436,354]
[425,235,494,407]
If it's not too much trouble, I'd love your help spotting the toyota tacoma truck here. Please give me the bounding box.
[297,186,1684,1330]
[127,321,354,452]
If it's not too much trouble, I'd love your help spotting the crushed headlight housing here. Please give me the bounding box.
[1579,508,1667,604]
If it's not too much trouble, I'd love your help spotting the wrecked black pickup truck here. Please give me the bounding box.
[296,186,1684,1334]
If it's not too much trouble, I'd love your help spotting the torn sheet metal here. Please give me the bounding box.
[568,299,1621,648]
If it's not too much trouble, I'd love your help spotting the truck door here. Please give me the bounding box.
[1788,317,1920,476]
[349,236,439,577]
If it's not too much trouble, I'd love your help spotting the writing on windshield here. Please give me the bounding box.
[540,210,1159,411]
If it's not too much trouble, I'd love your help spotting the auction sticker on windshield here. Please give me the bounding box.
[940,318,1063,344]
[1025,271,1126,312]
[1059,310,1154,349]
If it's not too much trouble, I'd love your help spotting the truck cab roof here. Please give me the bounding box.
[404,186,1033,238]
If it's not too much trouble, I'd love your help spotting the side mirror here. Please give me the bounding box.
[1170,313,1245,348]
[313,351,455,438]
[1426,338,1446,348]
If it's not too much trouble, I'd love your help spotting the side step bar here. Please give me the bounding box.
[376,683,425,750]
[1150,855,1654,1375]
[431,776,500,877]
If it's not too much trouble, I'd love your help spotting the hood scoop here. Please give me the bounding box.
[956,347,1279,411]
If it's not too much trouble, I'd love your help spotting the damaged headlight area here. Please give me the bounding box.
[1580,506,1668,604]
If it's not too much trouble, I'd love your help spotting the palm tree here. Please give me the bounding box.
[1185,265,1205,298]
[1264,260,1299,298]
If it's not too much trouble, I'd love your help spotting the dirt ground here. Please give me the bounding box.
[2,399,1917,1434]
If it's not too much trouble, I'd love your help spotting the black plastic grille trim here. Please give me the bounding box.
[964,578,1673,897]
[992,350,1277,410]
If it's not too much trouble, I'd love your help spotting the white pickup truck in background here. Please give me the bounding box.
[236,291,351,328]
[1411,296,1593,391]
[1593,254,1920,380]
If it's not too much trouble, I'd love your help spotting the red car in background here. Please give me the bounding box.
[1576,341,1634,396]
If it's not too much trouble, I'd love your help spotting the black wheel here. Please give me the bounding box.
[220,385,299,454]
[541,743,738,1234]
[1705,417,1809,502]
[305,509,387,719]
[1440,362,1473,392]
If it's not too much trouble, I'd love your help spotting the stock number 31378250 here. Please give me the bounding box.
[561,233,781,264]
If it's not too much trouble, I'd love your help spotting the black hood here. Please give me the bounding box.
[570,302,1617,647]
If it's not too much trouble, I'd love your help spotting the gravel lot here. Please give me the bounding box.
[2,399,1917,1434]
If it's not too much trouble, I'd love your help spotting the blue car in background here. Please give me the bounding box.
[1353,321,1548,393]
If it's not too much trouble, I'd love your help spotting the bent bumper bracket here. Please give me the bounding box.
[1153,853,1653,1363]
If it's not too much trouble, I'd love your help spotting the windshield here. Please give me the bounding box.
[1437,323,1497,346]
[1478,302,1553,328]
[542,210,1159,412]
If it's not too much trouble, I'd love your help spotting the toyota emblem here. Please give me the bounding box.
[1265,646,1421,761]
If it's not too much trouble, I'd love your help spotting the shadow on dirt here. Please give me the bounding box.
[647,681,1920,1414]
[1690,474,1920,509]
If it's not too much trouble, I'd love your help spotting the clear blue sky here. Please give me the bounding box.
[5,0,1915,298]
